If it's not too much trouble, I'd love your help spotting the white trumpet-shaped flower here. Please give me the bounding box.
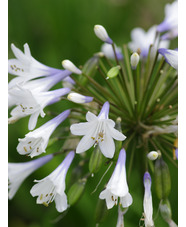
[67,92,93,104]
[158,48,178,70]
[30,151,75,212]
[143,172,154,227]
[8,154,53,199]
[99,148,133,209]
[94,25,113,44]
[17,110,70,158]
[8,70,71,108]
[70,101,126,158]
[8,86,70,130]
[128,25,169,58]
[8,43,72,81]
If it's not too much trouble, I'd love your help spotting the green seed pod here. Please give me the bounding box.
[89,146,104,174]
[67,178,87,206]
[159,199,172,223]
[107,65,121,79]
[154,158,171,199]
[95,199,108,224]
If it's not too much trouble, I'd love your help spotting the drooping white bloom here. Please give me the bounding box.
[99,148,133,209]
[130,52,140,70]
[158,48,178,70]
[8,86,70,130]
[70,101,126,158]
[128,25,170,58]
[30,151,75,212]
[62,60,82,74]
[8,43,72,81]
[8,70,71,108]
[94,25,113,44]
[101,43,123,60]
[157,1,178,35]
[8,154,53,199]
[67,92,93,104]
[143,172,154,227]
[147,151,159,161]
[17,110,70,158]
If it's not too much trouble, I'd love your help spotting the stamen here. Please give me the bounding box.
[40,194,43,200]
[43,202,49,207]
[24,147,28,152]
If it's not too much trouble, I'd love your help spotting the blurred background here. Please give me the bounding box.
[8,0,177,226]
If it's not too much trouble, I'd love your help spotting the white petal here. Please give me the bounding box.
[11,43,29,63]
[86,111,97,122]
[99,133,115,158]
[107,124,126,141]
[24,43,31,56]
[99,189,115,209]
[120,192,133,208]
[55,193,68,212]
[28,112,40,130]
[70,121,96,136]
[76,134,95,153]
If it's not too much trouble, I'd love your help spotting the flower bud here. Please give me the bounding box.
[94,25,113,44]
[130,52,140,70]
[67,178,87,206]
[159,199,172,223]
[89,146,104,174]
[147,151,159,161]
[154,158,171,199]
[62,60,82,74]
[67,92,93,104]
[106,65,121,79]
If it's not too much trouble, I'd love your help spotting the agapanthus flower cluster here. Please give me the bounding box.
[8,1,178,226]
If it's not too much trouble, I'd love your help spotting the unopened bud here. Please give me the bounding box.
[130,52,140,70]
[106,65,121,79]
[67,92,93,104]
[89,146,104,174]
[154,158,171,199]
[147,151,159,161]
[94,25,113,44]
[62,60,82,74]
[67,178,87,206]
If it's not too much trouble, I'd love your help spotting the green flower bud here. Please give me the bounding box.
[159,199,172,223]
[154,158,171,199]
[67,178,87,206]
[95,199,108,224]
[106,65,121,79]
[89,146,104,174]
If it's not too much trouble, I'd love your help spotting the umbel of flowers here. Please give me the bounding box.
[8,1,178,226]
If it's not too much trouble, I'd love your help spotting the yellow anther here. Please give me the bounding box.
[43,202,49,207]
[24,147,28,152]
[40,194,43,200]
